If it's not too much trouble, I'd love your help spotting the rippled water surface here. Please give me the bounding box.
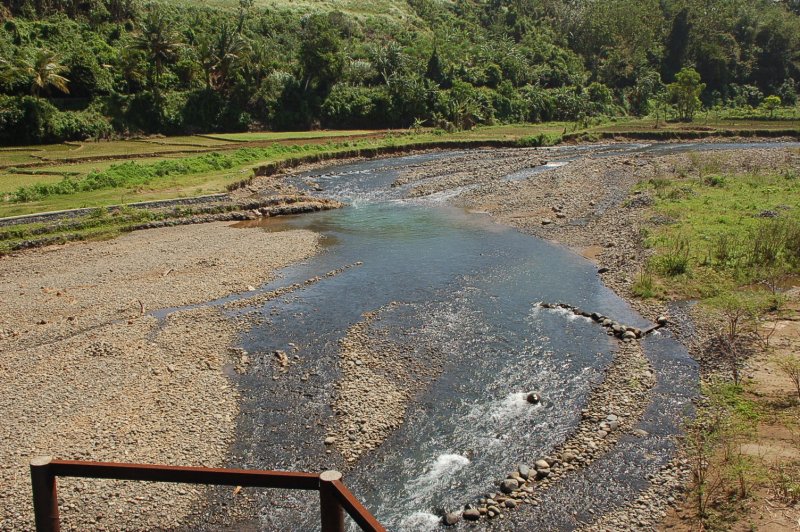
[206,143,794,530]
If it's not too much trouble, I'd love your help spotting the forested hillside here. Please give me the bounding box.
[1,0,799,144]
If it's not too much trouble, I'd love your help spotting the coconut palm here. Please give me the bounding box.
[133,7,181,91]
[2,50,70,96]
[197,23,248,91]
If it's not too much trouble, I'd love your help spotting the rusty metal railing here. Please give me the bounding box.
[30,457,385,532]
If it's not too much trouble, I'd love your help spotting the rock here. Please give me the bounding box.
[562,451,576,463]
[632,428,650,438]
[606,414,618,422]
[556,213,566,219]
[536,468,550,480]
[518,464,531,480]
[657,315,668,326]
[500,479,519,494]
[526,392,541,404]
[463,509,481,521]
[622,330,637,340]
[324,436,336,445]
[535,459,550,470]
[541,218,553,225]
[597,267,609,274]
[442,512,461,526]
[505,499,517,509]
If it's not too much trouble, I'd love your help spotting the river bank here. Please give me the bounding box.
[0,222,320,530]
[2,141,796,531]
[446,145,799,529]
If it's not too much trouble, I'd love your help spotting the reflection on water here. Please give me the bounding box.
[219,142,793,530]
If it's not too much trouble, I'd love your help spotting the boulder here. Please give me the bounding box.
[463,509,481,521]
[500,479,519,494]
[518,464,531,480]
[442,512,461,526]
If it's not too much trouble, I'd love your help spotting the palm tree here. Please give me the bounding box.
[133,7,181,92]
[197,23,248,91]
[2,50,70,96]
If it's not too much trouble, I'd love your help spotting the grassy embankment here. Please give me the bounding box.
[1,117,799,255]
[632,150,800,530]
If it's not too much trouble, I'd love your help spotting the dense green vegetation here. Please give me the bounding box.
[0,0,799,144]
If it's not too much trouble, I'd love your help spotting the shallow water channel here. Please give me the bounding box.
[193,143,792,530]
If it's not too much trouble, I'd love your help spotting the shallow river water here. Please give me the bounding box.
[195,142,794,530]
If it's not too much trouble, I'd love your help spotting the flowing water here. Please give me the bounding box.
[194,142,795,530]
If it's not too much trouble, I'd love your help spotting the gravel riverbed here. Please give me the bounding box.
[0,222,319,530]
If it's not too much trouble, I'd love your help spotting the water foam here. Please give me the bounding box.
[399,511,441,531]
[408,453,471,492]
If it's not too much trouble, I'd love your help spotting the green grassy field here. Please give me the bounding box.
[635,149,800,300]
[2,119,799,219]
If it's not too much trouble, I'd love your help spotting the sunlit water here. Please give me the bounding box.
[193,142,795,530]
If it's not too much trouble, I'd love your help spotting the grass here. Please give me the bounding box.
[2,119,799,220]
[203,129,379,142]
[639,159,800,299]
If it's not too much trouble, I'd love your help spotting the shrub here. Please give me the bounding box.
[321,84,391,128]
[50,109,113,140]
[710,232,741,266]
[659,234,691,276]
[749,219,787,267]
[632,267,659,298]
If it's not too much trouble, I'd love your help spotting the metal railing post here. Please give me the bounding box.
[319,470,345,532]
[30,456,60,532]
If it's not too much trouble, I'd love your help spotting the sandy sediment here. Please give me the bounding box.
[0,222,319,530]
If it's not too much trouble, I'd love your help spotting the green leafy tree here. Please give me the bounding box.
[668,67,705,121]
[197,23,248,91]
[761,95,782,117]
[368,41,405,87]
[133,7,181,92]
[299,14,344,93]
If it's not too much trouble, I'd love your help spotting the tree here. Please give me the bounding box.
[197,23,248,91]
[668,67,705,122]
[133,7,181,92]
[761,95,782,118]
[368,41,405,87]
[425,47,447,87]
[299,14,344,93]
[3,50,70,96]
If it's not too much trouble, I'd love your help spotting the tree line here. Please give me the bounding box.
[0,0,798,144]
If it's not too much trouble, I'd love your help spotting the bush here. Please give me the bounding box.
[749,219,788,267]
[659,234,691,276]
[321,84,391,128]
[50,109,113,140]
[0,95,56,145]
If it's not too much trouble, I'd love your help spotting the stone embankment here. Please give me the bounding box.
[5,195,341,253]
[442,303,658,526]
